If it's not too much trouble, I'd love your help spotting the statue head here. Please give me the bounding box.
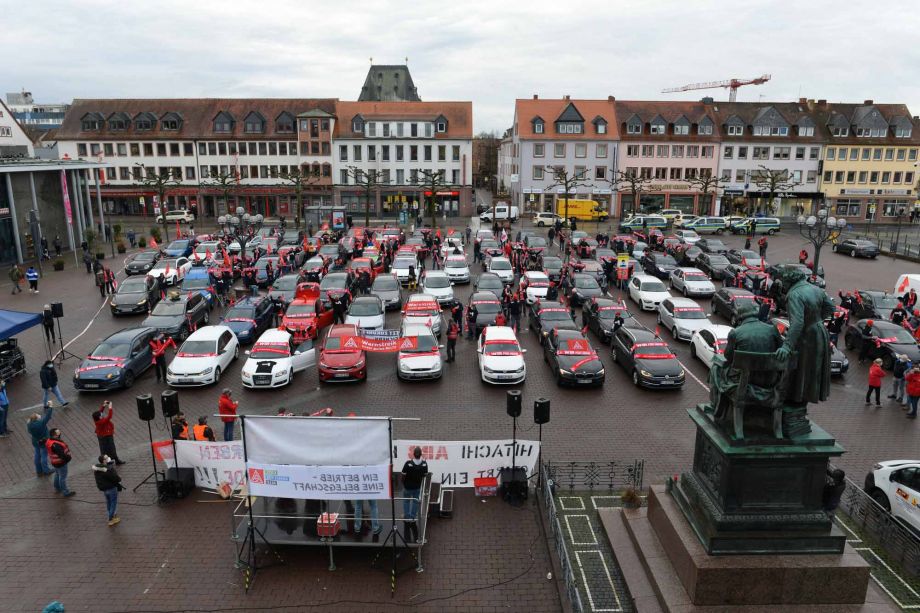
[735,300,760,322]
[779,265,807,288]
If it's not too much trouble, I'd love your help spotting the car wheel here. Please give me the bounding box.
[715,228,724,235]
[672,327,679,339]
[850,250,856,258]
[883,353,894,370]
[203,311,210,325]
[683,286,688,297]
[123,370,135,389]
[768,229,777,235]
[870,489,891,512]
[178,327,189,341]
[213,366,221,383]
[234,344,239,359]
[537,221,545,227]
[632,370,640,386]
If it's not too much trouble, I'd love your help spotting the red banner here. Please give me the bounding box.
[340,336,418,353]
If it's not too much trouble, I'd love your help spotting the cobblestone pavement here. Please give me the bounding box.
[1,218,918,611]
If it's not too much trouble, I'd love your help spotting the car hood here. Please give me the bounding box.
[243,357,290,374]
[170,354,217,373]
[225,320,256,335]
[75,358,125,379]
[483,354,525,370]
[672,318,712,332]
[112,292,147,305]
[268,289,296,302]
[635,357,683,376]
[321,351,362,367]
[345,314,384,327]
[374,290,401,302]
[399,352,441,369]
[424,286,453,298]
[142,315,183,329]
[686,280,716,290]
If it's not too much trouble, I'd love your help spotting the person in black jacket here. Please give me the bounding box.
[40,360,68,407]
[93,455,124,526]
[42,305,56,343]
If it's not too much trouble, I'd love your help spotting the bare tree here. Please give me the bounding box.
[278,166,324,229]
[544,165,592,224]
[345,166,386,227]
[751,165,801,215]
[205,170,239,218]
[608,170,652,218]
[418,169,454,229]
[135,164,180,241]
[686,172,728,216]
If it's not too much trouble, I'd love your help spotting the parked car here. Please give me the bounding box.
[396,323,443,381]
[864,461,920,534]
[391,254,419,287]
[619,215,668,233]
[611,327,684,389]
[689,325,733,369]
[282,283,334,341]
[521,271,551,305]
[467,292,503,333]
[844,319,920,369]
[641,252,679,279]
[222,295,276,344]
[846,290,902,321]
[125,250,161,276]
[528,301,578,342]
[420,270,456,307]
[268,274,304,305]
[155,208,195,223]
[110,275,161,315]
[582,297,644,343]
[371,274,403,311]
[696,238,728,254]
[658,297,712,341]
[542,256,564,281]
[627,274,671,311]
[485,256,514,284]
[833,238,879,259]
[402,294,444,338]
[730,217,781,235]
[674,229,701,245]
[141,291,210,340]
[669,267,716,297]
[696,252,732,280]
[179,269,216,308]
[533,212,565,227]
[444,255,471,284]
[166,325,239,387]
[319,272,357,308]
[318,324,366,383]
[241,328,315,388]
[73,327,157,391]
[543,329,605,387]
[726,249,766,269]
[345,296,385,331]
[564,272,604,307]
[710,288,758,326]
[147,257,192,286]
[474,272,505,299]
[163,239,195,258]
[477,326,526,384]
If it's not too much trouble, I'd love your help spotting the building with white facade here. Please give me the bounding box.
[5,91,70,131]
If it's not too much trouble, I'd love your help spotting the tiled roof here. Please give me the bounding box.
[333,101,472,138]
[514,98,618,140]
[812,102,920,145]
[614,100,720,142]
[57,98,338,140]
[706,101,827,143]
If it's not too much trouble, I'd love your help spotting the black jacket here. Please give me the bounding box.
[93,463,123,491]
[40,363,58,388]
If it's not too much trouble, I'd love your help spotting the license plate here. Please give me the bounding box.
[578,379,592,384]
[335,373,349,378]
[495,374,512,380]
[660,380,673,385]
[84,383,99,389]
[178,378,193,384]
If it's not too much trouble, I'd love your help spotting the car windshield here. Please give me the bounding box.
[707,255,729,265]
[674,306,707,319]
[250,342,291,359]
[876,326,916,343]
[875,295,901,309]
[472,300,501,314]
[285,304,314,316]
[150,302,186,316]
[543,257,562,269]
[541,310,571,321]
[425,276,450,288]
[491,260,511,270]
[445,259,467,269]
[167,240,188,250]
[705,241,725,250]
[91,341,131,359]
[320,276,346,289]
[373,277,399,291]
[319,245,339,255]
[655,256,677,266]
[392,259,414,270]
[640,280,667,292]
[484,341,520,355]
[255,258,278,270]
[478,277,502,288]
[178,340,216,355]
[305,257,324,268]
[349,301,381,316]
[134,252,158,262]
[225,306,256,319]
[528,238,547,247]
[403,335,438,353]
[324,337,355,352]
[119,278,147,293]
[632,343,671,357]
[684,272,709,281]
[574,276,599,289]
[181,277,210,290]
[272,276,300,290]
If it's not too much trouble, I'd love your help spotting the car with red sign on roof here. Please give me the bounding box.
[318,324,366,383]
[710,287,759,327]
[669,267,716,298]
[611,327,685,389]
[467,291,504,333]
[658,297,713,342]
[528,300,578,344]
[281,282,334,342]
[543,329,605,387]
[241,328,315,388]
[581,297,644,344]
[520,271,551,305]
[402,293,444,338]
[397,323,443,381]
[477,325,527,385]
[689,325,733,370]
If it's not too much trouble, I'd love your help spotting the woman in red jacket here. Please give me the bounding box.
[218,388,238,441]
[866,358,886,406]
[905,365,920,418]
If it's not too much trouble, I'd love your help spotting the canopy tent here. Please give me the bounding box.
[0,308,42,340]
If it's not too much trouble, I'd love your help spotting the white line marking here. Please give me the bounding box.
[833,516,863,544]
[563,514,597,545]
[559,497,586,510]
[678,358,710,392]
[62,264,128,351]
[857,546,920,605]
[574,550,624,612]
[592,496,619,509]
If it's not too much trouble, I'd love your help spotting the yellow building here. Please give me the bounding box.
[815,101,919,223]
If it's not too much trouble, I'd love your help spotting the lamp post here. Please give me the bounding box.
[217,207,264,264]
[797,208,847,275]
[892,206,906,260]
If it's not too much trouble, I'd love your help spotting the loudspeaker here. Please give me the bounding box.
[51,302,64,318]
[136,394,155,421]
[499,467,528,501]
[506,390,522,418]
[161,390,179,418]
[159,467,195,499]
[534,398,550,425]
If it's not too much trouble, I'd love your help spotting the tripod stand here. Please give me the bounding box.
[53,316,79,364]
[133,420,165,495]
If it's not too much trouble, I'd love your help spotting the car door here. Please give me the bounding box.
[671,269,683,291]
[292,338,316,371]
[629,277,641,303]
[315,301,334,330]
[713,291,726,318]
[546,331,561,369]
[890,467,920,527]
[698,329,715,367]
[257,300,273,332]
[217,331,234,368]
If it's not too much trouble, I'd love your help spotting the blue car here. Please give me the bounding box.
[180,269,215,308]
[73,327,157,391]
[221,296,276,343]
[164,239,194,258]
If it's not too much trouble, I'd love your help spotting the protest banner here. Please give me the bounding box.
[393,439,540,487]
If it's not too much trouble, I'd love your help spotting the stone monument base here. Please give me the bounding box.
[600,486,894,611]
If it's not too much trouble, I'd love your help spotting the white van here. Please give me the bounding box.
[480,203,520,222]
[895,274,920,298]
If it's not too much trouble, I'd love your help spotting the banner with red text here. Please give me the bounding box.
[340,335,418,353]
[393,439,540,487]
[246,461,391,500]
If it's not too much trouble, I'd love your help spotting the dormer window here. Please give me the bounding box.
[535,121,544,134]
[753,125,788,136]
[212,111,235,133]
[160,112,182,131]
[597,123,606,134]
[243,111,265,134]
[626,122,641,135]
[435,115,448,133]
[352,114,364,133]
[554,103,585,135]
[592,116,608,135]
[81,112,105,131]
[107,112,129,131]
[727,125,743,136]
[673,124,689,135]
[896,126,912,138]
[650,123,665,135]
[162,119,178,130]
[856,127,884,138]
[556,122,583,134]
[832,126,849,137]
[275,111,295,134]
[697,117,714,135]
[798,126,814,136]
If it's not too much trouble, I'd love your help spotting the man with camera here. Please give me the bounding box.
[92,455,124,526]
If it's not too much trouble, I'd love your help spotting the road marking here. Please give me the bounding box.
[574,549,624,612]
[678,358,710,392]
[558,496,585,510]
[853,546,920,609]
[563,514,597,545]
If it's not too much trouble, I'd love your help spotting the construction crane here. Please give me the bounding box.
[662,74,771,102]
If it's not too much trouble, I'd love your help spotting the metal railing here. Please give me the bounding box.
[541,463,585,613]
[837,475,920,577]
[544,460,645,493]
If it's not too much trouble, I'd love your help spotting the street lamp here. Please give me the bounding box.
[893,206,906,259]
[797,208,846,275]
[217,206,264,263]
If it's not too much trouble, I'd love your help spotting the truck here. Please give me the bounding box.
[479,203,520,222]
[553,199,609,222]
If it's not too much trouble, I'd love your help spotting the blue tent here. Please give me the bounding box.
[0,308,42,340]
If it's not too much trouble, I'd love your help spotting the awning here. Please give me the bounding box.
[0,308,42,340]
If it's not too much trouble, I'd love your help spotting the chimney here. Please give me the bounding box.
[564,95,570,100]
[798,97,807,104]
[864,99,873,105]
[817,99,827,106]
[533,94,538,100]
[608,95,615,102]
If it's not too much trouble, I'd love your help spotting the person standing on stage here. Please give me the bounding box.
[401,446,428,543]
[218,388,238,441]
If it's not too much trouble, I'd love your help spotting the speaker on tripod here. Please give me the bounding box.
[504,391,527,504]
[534,398,550,487]
[134,394,164,494]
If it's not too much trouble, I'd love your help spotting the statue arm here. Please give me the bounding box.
[820,292,835,320]
[782,290,805,352]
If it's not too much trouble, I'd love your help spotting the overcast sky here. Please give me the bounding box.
[5,0,919,134]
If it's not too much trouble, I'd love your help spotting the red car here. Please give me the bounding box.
[281,283,334,341]
[319,324,367,383]
[349,257,382,281]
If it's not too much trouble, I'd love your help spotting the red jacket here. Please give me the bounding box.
[94,407,114,437]
[218,394,238,423]
[869,364,886,387]
[907,371,920,397]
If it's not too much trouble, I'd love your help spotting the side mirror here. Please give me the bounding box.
[522,348,528,354]
[294,350,301,355]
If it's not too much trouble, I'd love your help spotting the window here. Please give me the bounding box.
[77,143,87,156]
[724,146,734,159]
[858,171,868,183]
[103,143,114,156]
[671,145,684,157]
[896,126,913,138]
[799,126,815,136]
[870,171,879,183]
[906,172,915,185]
[258,142,267,156]
[826,147,835,160]
[130,143,140,156]
[534,121,544,134]
[846,171,856,183]
[907,149,917,161]
[795,147,805,160]
[655,145,667,157]
[625,166,638,177]
[349,145,360,161]
[452,145,460,161]
[114,143,126,156]
[382,145,390,161]
[143,143,153,156]
[424,123,432,137]
[671,167,683,180]
[626,122,641,134]
[673,124,689,135]
[410,169,418,183]
[735,169,746,182]
[835,199,862,216]
[554,143,565,157]
[157,143,167,156]
[832,126,848,137]
[727,124,743,136]
[436,120,446,133]
[396,145,404,161]
[626,144,639,157]
[367,122,376,137]
[654,167,667,179]
[424,145,432,162]
[410,145,418,161]
[278,142,287,155]
[687,145,699,157]
[753,146,770,160]
[534,143,545,157]
[808,147,818,160]
[452,169,460,183]
[118,167,129,180]
[352,118,362,132]
[396,169,404,184]
[640,167,652,179]
[245,119,263,133]
[702,146,714,158]
[861,148,871,161]
[894,171,903,183]
[596,166,607,180]
[533,166,544,180]
[368,145,376,161]
[597,123,607,134]
[721,169,731,181]
[640,145,653,157]
[685,168,697,179]
[571,143,585,159]
[185,166,195,180]
[698,123,713,135]
[873,148,883,160]
[734,146,746,160]
[437,145,446,162]
[834,171,844,182]
[806,170,816,183]
[823,170,832,182]
[339,145,348,161]
[650,123,665,134]
[882,171,891,183]
[340,170,348,185]
[773,147,790,160]
[215,142,225,155]
[849,148,858,161]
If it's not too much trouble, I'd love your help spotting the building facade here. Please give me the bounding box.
[497,132,514,196]
[510,96,619,215]
[615,100,720,216]
[5,91,70,131]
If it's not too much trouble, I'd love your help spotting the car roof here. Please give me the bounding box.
[425,270,449,277]
[407,293,438,302]
[233,296,267,307]
[633,273,660,282]
[104,326,157,342]
[351,296,382,305]
[483,326,517,341]
[626,328,659,342]
[490,256,510,263]
[677,267,704,274]
[721,288,755,296]
[401,323,435,337]
[471,291,500,301]
[670,297,702,307]
[187,325,231,340]
[256,328,292,343]
[328,324,359,337]
[525,271,548,278]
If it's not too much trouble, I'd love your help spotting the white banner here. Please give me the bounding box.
[393,440,540,487]
[162,440,246,489]
[242,416,390,466]
[246,461,391,500]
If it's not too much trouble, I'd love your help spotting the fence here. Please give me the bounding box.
[541,463,585,613]
[544,460,646,493]
[837,475,920,577]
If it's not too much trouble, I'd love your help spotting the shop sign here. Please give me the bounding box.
[511,174,519,183]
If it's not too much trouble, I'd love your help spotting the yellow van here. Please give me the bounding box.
[554,199,609,222]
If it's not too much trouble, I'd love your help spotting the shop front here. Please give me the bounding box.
[829,188,914,224]
[739,191,824,218]
[616,188,711,217]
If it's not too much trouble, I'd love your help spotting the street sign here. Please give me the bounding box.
[616,253,630,280]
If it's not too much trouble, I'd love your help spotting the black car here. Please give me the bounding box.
[573,259,606,285]
[318,243,343,262]
[222,296,276,344]
[846,290,901,321]
[543,329,605,387]
[717,263,749,286]
[611,327,684,389]
[474,272,505,299]
[844,319,920,369]
[141,291,210,340]
[268,273,304,305]
[582,297,644,344]
[771,317,848,376]
[479,239,503,259]
[833,239,879,259]
[467,292,503,330]
[564,273,604,307]
[301,256,329,282]
[765,263,826,289]
[110,275,161,315]
[696,238,728,254]
[641,252,678,279]
[73,327,157,391]
[528,301,578,342]
[696,252,732,280]
[542,256,564,281]
[710,288,758,326]
[726,249,766,269]
[675,245,703,266]
[319,272,357,308]
[125,250,161,276]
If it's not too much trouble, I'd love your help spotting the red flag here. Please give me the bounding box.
[581,324,589,335]
[175,220,181,238]
[267,243,274,254]
[165,264,171,278]
[205,248,212,260]
[160,289,166,300]
[193,251,201,263]
[654,325,660,337]
[149,237,158,249]
[223,251,232,268]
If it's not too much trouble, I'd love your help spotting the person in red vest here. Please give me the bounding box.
[92,400,125,465]
[46,428,75,497]
[149,334,175,383]
[218,388,238,441]
[799,249,808,264]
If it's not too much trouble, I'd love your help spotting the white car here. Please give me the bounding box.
[241,328,315,388]
[521,271,551,304]
[478,326,526,384]
[486,256,514,284]
[444,255,470,284]
[155,208,195,223]
[228,234,262,254]
[440,237,465,257]
[670,267,716,298]
[402,293,444,337]
[397,323,443,381]
[689,325,732,369]
[674,215,698,229]
[148,256,192,285]
[533,212,564,227]
[167,325,239,386]
[865,460,920,535]
[628,274,671,311]
[674,229,701,244]
[344,296,385,331]
[392,255,419,286]
[192,241,223,263]
[420,271,456,307]
[658,297,712,342]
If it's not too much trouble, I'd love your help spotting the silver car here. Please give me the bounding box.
[371,274,402,311]
[657,297,712,342]
[669,267,716,298]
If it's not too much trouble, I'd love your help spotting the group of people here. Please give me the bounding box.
[8,263,40,294]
